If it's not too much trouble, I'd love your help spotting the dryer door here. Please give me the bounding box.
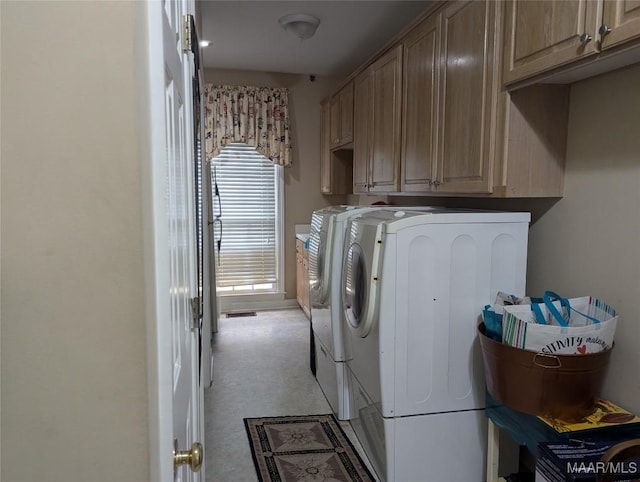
[308,216,334,306]
[343,227,382,338]
[343,242,367,333]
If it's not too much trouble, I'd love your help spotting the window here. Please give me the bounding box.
[211,143,283,295]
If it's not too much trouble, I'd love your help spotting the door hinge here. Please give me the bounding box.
[182,14,194,53]
[190,296,200,329]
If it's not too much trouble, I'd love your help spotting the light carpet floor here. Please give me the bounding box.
[204,309,375,481]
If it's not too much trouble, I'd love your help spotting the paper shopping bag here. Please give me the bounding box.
[502,291,618,354]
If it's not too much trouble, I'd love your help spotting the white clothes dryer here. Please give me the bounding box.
[342,209,530,481]
[308,205,434,420]
[308,205,394,421]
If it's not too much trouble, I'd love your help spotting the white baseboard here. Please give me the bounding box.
[220,297,299,314]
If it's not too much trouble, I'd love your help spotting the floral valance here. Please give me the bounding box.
[204,84,292,167]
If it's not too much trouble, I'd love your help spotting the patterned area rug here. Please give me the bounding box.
[244,414,375,482]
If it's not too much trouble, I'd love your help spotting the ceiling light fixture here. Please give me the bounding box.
[278,13,320,40]
[199,40,212,48]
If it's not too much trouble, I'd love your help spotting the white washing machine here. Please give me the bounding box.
[308,205,434,420]
[342,209,530,481]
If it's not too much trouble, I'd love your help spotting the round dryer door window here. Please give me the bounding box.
[343,242,368,334]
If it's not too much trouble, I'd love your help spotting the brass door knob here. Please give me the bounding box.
[173,439,203,472]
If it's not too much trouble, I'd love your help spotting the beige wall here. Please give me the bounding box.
[360,63,640,413]
[526,64,640,412]
[204,69,346,300]
[1,2,149,481]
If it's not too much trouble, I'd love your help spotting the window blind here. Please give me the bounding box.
[212,143,277,290]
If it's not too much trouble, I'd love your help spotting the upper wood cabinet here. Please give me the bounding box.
[398,0,567,197]
[320,98,352,194]
[353,46,403,194]
[401,13,439,192]
[503,0,599,85]
[436,0,498,194]
[503,0,640,85]
[329,82,354,149]
[601,0,640,50]
[331,0,574,198]
[402,0,498,194]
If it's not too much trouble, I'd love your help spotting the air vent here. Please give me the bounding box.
[226,311,257,318]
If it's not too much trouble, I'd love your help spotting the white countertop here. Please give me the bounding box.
[295,223,310,243]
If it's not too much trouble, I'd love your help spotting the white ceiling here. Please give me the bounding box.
[200,1,433,77]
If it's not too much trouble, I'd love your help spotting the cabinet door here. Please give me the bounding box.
[401,14,439,192]
[369,45,402,193]
[437,0,497,193]
[339,82,354,145]
[601,0,640,49]
[321,97,353,194]
[503,0,599,85]
[320,99,332,193]
[329,96,341,148]
[329,83,354,149]
[353,69,372,194]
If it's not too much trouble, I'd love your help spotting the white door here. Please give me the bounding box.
[144,1,203,481]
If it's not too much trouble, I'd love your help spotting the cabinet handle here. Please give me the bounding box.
[432,180,441,187]
[599,25,612,37]
[579,33,592,44]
